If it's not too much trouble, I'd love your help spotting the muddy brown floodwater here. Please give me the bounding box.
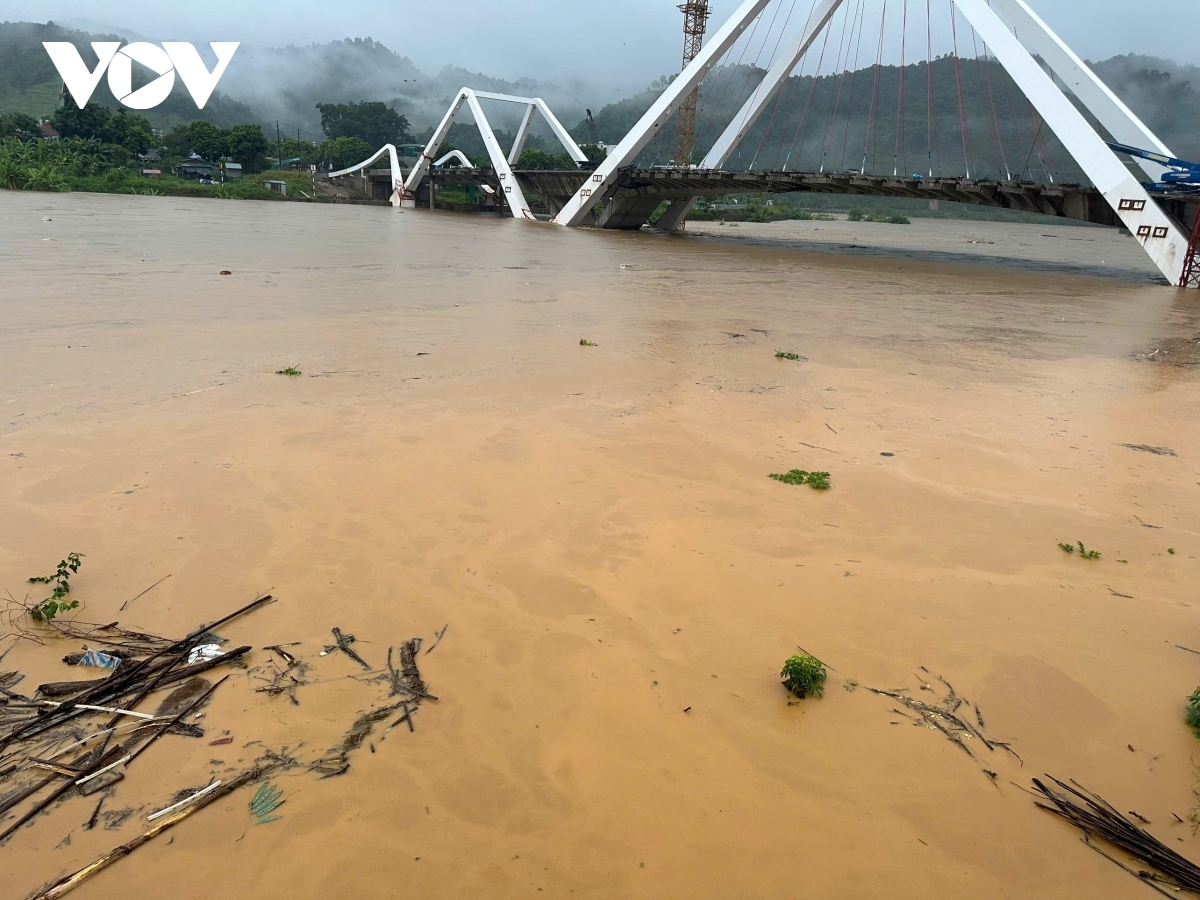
[1,191,1199,898]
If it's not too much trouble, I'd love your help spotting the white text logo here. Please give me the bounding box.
[42,42,239,110]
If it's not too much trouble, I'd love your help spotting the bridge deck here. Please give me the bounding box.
[412,167,1196,232]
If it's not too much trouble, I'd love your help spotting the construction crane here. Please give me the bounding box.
[1106,141,1200,288]
[585,108,600,146]
[673,0,711,167]
[1106,141,1200,192]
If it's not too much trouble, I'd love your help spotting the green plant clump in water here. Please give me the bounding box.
[781,654,827,698]
[1187,688,1200,736]
[769,469,831,490]
[1058,540,1100,559]
[579,339,597,346]
[27,552,84,621]
[1169,548,1176,555]
[276,367,302,377]
[775,350,802,361]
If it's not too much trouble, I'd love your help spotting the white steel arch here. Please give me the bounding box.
[402,88,589,220]
[329,91,584,217]
[434,150,474,168]
[327,143,409,207]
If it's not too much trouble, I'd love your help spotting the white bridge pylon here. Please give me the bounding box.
[546,0,1188,285]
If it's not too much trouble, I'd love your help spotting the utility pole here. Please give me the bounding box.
[275,121,282,170]
[673,0,711,168]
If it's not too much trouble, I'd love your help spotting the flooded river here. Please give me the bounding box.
[1,192,1198,897]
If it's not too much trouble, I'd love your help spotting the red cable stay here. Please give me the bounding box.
[950,3,974,178]
[818,0,859,172]
[766,0,824,170]
[893,0,909,176]
[741,0,793,169]
[839,0,869,170]
[780,4,835,170]
[862,0,888,174]
[970,28,1006,179]
[691,2,770,168]
[925,0,941,176]
[742,0,806,170]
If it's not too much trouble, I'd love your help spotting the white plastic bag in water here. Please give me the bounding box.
[187,644,223,665]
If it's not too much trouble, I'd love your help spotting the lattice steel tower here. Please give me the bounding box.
[673,0,711,167]
[1182,205,1200,289]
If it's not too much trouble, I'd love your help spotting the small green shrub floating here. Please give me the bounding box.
[775,350,802,361]
[769,469,831,490]
[1058,540,1100,559]
[781,654,827,698]
[579,339,597,346]
[1186,688,1200,736]
[27,552,84,621]
[275,367,302,377]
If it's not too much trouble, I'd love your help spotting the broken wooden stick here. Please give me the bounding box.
[1033,775,1200,894]
[31,760,283,899]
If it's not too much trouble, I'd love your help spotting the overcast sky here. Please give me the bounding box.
[5,0,1196,91]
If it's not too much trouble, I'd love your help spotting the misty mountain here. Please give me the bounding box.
[218,37,601,141]
[577,53,1200,183]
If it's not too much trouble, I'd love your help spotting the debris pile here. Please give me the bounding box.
[868,668,1020,777]
[1033,776,1200,895]
[0,593,273,850]
[0,589,442,898]
[311,637,437,777]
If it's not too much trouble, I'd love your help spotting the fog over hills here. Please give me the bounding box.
[3,21,1198,176]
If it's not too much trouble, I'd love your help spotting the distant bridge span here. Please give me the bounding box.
[417,167,1200,233]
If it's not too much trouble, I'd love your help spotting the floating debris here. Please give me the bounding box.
[868,672,1020,771]
[330,627,371,671]
[1033,776,1200,894]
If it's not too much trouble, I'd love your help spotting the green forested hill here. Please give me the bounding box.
[576,53,1200,183]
